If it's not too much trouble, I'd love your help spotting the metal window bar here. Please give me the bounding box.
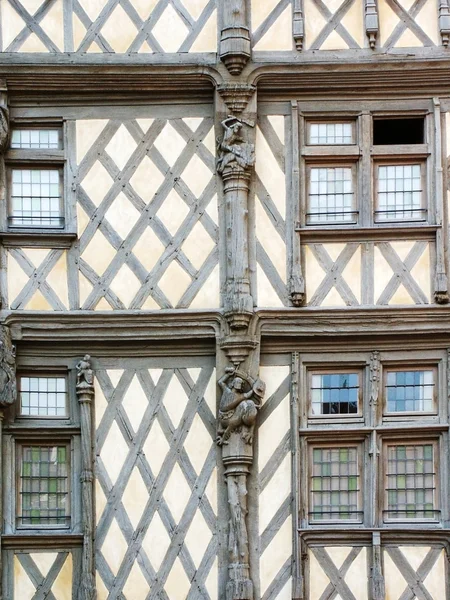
[311,373,359,415]
[385,444,436,520]
[311,447,360,521]
[20,446,69,526]
[20,376,67,417]
[386,370,435,413]
[308,167,355,224]
[377,164,424,221]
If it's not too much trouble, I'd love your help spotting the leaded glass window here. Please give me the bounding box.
[385,369,435,413]
[310,446,361,522]
[376,164,425,221]
[9,168,63,228]
[11,129,60,150]
[307,167,355,224]
[19,445,70,527]
[19,376,67,417]
[308,122,353,145]
[385,443,437,520]
[310,372,359,415]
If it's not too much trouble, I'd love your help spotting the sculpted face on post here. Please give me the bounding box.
[232,377,243,391]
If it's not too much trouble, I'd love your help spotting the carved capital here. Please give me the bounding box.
[219,337,258,367]
[0,326,16,410]
[217,115,255,179]
[217,83,256,114]
[76,354,95,398]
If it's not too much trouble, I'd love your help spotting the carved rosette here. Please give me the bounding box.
[76,355,96,600]
[217,358,265,600]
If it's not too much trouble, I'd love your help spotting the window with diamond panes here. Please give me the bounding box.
[375,164,425,222]
[18,444,70,527]
[310,371,360,416]
[384,443,437,521]
[308,122,354,145]
[385,369,435,414]
[10,168,62,228]
[307,166,356,224]
[19,376,67,417]
[310,446,361,522]
[11,129,60,150]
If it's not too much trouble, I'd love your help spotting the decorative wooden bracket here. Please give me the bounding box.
[293,0,305,51]
[365,0,379,49]
[76,355,96,600]
[439,0,450,46]
[220,0,251,75]
[217,84,256,115]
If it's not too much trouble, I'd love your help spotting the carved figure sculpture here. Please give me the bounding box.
[76,355,94,391]
[0,106,8,154]
[217,116,255,175]
[217,366,265,446]
[0,327,16,408]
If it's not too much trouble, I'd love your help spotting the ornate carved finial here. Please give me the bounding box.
[217,84,256,114]
[217,115,255,177]
[293,0,304,50]
[439,0,450,46]
[217,365,265,599]
[220,1,251,75]
[0,326,16,409]
[365,0,379,49]
[76,354,94,397]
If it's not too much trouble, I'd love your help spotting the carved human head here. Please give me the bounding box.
[232,377,244,390]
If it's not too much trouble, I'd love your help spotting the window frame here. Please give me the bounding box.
[306,119,356,146]
[307,367,364,420]
[382,365,438,418]
[380,436,440,525]
[17,372,70,420]
[15,439,72,531]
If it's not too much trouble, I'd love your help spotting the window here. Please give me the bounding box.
[300,110,430,227]
[310,445,361,522]
[385,369,435,414]
[18,444,70,527]
[310,371,360,416]
[384,442,437,521]
[6,125,66,231]
[19,375,68,417]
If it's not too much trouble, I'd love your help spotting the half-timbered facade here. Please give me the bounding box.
[0,1,449,598]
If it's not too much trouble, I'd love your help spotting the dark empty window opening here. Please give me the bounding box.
[373,118,424,145]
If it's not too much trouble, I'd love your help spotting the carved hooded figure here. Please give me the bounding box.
[0,328,16,408]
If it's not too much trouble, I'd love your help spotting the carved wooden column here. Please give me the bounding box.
[217,338,265,600]
[364,0,379,49]
[76,355,96,600]
[439,0,450,46]
[293,0,304,50]
[0,326,16,600]
[216,84,256,330]
[220,0,251,75]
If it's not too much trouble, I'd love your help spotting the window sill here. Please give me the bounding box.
[297,224,439,242]
[0,230,77,248]
[2,533,83,548]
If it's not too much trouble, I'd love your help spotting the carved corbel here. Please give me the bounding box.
[216,86,256,330]
[220,0,251,75]
[76,355,96,600]
[217,353,265,600]
[439,0,450,46]
[0,326,16,600]
[365,0,379,49]
[217,84,256,115]
[293,0,305,51]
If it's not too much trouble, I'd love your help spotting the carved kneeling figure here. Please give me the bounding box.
[217,367,265,446]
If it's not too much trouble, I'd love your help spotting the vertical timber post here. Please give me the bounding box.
[76,355,96,600]
[220,0,251,75]
[0,326,16,600]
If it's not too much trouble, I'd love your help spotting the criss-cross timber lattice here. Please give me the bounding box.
[311,547,365,600]
[77,117,218,310]
[307,243,360,306]
[14,551,70,600]
[380,0,437,49]
[95,365,217,599]
[306,0,363,50]
[8,248,67,310]
[385,546,443,600]
[255,115,289,306]
[2,0,217,53]
[375,241,429,304]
